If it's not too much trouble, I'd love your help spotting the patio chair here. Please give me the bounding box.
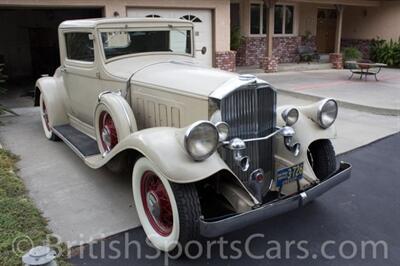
[297,45,320,64]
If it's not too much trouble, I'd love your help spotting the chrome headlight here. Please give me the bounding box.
[317,99,338,129]
[281,107,299,126]
[215,121,229,142]
[184,121,219,161]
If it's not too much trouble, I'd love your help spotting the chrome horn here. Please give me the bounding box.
[280,126,301,157]
[227,138,250,171]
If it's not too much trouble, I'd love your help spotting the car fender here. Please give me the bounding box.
[94,92,138,153]
[275,104,337,184]
[35,73,69,127]
[86,126,232,184]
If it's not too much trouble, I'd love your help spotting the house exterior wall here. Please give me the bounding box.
[236,0,397,67]
[340,1,400,59]
[236,35,319,66]
[342,1,400,41]
[236,1,319,66]
[0,0,234,70]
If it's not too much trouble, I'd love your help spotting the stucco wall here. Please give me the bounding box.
[298,3,335,36]
[342,1,400,40]
[0,0,230,52]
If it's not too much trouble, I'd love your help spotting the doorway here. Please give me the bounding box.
[316,9,337,53]
[0,7,103,108]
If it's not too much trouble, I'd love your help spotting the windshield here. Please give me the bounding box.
[100,28,192,60]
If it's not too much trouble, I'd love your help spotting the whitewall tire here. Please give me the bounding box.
[132,157,201,252]
[39,94,58,141]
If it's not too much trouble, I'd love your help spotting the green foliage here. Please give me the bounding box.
[343,47,362,61]
[0,149,71,265]
[303,30,313,41]
[230,26,242,51]
[370,38,400,67]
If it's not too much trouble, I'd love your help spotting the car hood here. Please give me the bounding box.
[104,55,237,98]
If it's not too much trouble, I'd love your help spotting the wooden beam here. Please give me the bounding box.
[334,5,344,53]
[264,0,276,58]
[285,0,380,7]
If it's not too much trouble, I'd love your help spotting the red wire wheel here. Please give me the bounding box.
[140,171,173,237]
[99,111,118,152]
[42,101,50,131]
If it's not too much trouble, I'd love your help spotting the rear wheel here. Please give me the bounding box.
[307,139,337,181]
[39,94,58,141]
[132,157,201,252]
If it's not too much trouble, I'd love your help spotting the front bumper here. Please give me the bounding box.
[200,162,352,238]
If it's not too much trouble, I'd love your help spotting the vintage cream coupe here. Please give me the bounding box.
[35,18,351,252]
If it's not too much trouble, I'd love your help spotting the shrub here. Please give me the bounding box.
[342,47,362,69]
[230,27,242,51]
[343,47,362,61]
[370,38,400,67]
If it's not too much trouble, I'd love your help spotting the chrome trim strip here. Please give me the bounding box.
[97,90,112,102]
[222,126,287,145]
[199,162,352,238]
[209,76,271,100]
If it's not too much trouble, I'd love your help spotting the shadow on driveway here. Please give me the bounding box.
[70,133,400,266]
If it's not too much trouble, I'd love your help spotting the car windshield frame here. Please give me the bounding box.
[98,26,194,63]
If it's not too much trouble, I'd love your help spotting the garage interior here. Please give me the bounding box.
[0,7,103,107]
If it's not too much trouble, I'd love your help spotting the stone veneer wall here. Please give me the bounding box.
[215,51,237,72]
[236,37,265,66]
[329,53,343,69]
[236,36,317,66]
[341,39,372,59]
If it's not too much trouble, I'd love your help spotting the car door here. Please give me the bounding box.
[62,31,101,126]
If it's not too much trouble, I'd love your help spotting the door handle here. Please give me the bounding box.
[195,46,207,55]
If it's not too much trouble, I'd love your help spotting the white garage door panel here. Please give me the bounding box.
[127,8,212,66]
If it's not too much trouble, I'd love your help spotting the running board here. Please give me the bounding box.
[53,125,100,158]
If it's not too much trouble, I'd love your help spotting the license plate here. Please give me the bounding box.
[276,162,304,188]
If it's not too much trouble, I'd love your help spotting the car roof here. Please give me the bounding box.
[59,17,193,29]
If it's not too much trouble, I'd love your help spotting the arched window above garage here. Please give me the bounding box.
[180,15,202,23]
[145,14,161,18]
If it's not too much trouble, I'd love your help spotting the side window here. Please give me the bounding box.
[65,32,94,62]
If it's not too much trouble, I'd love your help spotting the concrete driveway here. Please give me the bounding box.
[256,68,400,115]
[0,108,140,247]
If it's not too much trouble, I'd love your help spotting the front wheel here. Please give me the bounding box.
[39,94,58,141]
[132,157,201,252]
[307,139,337,181]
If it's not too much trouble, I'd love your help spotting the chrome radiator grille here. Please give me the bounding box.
[219,84,276,185]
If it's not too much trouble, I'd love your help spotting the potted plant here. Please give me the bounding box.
[343,47,362,69]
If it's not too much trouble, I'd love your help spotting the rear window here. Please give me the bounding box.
[65,32,94,62]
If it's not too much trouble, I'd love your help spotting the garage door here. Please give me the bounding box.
[127,8,212,67]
